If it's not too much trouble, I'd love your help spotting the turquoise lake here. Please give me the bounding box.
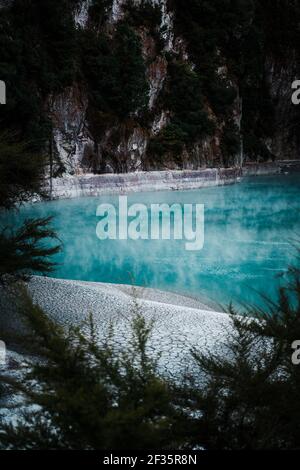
[8,174,300,309]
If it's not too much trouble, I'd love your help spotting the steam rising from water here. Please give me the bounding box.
[7,174,300,309]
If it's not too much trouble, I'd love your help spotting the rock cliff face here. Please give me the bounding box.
[51,0,182,175]
[266,55,300,160]
[1,0,299,174]
[49,1,184,173]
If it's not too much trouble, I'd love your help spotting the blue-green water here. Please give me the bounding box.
[7,174,300,308]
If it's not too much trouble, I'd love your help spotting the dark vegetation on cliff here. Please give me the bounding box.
[147,60,215,165]
[0,0,299,173]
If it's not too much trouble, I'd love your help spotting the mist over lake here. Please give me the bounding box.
[5,174,299,309]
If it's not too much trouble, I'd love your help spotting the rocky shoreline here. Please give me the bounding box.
[243,160,300,176]
[49,168,242,200]
[48,161,300,200]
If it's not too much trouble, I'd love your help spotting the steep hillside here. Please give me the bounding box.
[0,0,299,175]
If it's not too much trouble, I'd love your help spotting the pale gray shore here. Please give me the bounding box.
[49,168,242,199]
[47,161,300,200]
[0,276,232,379]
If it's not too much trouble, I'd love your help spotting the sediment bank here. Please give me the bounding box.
[0,277,228,378]
[49,168,242,199]
[48,160,300,200]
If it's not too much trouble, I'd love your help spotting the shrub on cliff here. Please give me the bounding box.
[80,23,149,120]
[221,120,241,166]
[124,0,162,30]
[88,0,113,29]
[165,61,214,141]
[148,60,215,164]
[148,124,188,162]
